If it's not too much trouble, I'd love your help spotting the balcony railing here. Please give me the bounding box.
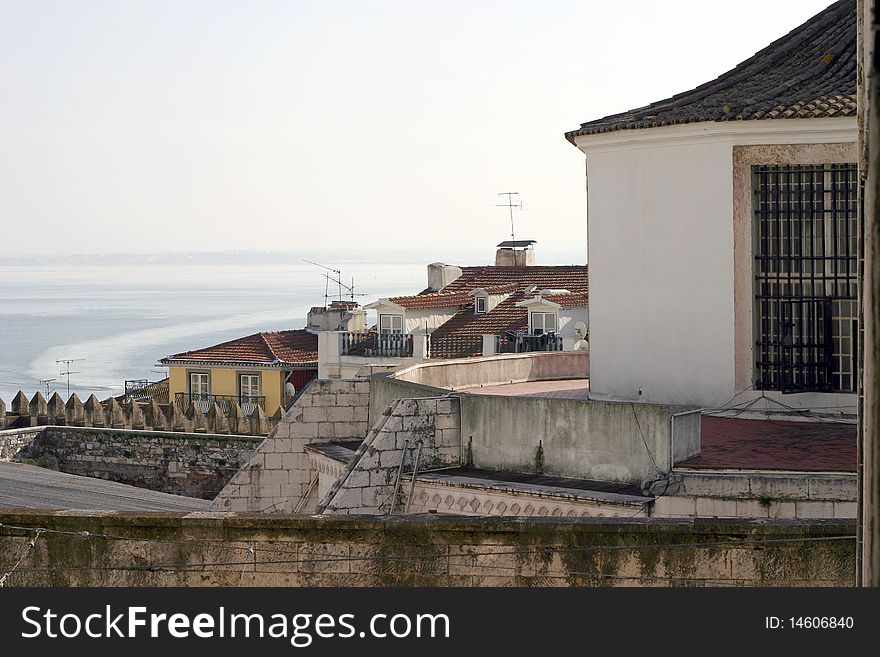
[341,332,414,358]
[124,378,169,404]
[427,334,483,359]
[175,393,265,416]
[496,332,564,354]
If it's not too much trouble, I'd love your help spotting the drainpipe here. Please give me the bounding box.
[668,408,702,472]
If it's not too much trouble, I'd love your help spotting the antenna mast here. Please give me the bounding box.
[496,192,523,242]
[56,358,84,397]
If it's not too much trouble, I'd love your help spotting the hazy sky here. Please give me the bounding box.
[0,0,837,260]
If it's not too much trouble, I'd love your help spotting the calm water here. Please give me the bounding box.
[0,263,426,402]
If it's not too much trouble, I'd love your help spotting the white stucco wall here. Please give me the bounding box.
[574,119,857,409]
[367,303,458,334]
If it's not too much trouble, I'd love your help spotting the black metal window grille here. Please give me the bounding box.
[753,163,858,393]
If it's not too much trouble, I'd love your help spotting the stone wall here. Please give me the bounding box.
[0,510,856,587]
[212,379,371,513]
[2,426,259,499]
[317,397,461,514]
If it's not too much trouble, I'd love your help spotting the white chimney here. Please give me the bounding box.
[427,263,463,292]
[495,240,536,267]
[307,301,366,332]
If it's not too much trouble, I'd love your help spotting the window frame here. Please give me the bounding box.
[189,371,210,397]
[530,311,558,335]
[239,373,261,399]
[751,162,858,394]
[475,296,487,314]
[379,313,404,334]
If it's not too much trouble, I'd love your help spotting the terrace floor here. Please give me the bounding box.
[680,416,857,473]
[462,379,856,473]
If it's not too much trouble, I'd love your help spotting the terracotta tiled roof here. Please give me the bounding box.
[161,329,318,367]
[440,265,589,295]
[543,292,589,308]
[388,290,473,310]
[565,0,856,140]
[415,265,588,358]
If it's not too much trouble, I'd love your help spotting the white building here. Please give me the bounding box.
[566,0,857,416]
[319,242,588,378]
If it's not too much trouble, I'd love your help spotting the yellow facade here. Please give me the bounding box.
[167,365,285,415]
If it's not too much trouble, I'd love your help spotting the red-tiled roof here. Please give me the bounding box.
[388,290,473,310]
[440,265,588,295]
[161,329,318,366]
[543,292,589,308]
[414,265,587,359]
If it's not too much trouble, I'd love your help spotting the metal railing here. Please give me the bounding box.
[341,332,414,358]
[174,393,265,416]
[124,378,169,404]
[496,332,564,354]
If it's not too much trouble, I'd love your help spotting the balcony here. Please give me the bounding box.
[496,332,564,354]
[124,378,169,404]
[175,393,265,416]
[341,332,414,358]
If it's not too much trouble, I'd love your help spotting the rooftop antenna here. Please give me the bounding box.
[496,192,523,243]
[56,358,84,397]
[303,259,343,305]
[39,378,57,397]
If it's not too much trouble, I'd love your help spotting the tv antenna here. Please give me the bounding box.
[56,358,84,397]
[39,378,57,397]
[496,192,523,242]
[303,260,367,304]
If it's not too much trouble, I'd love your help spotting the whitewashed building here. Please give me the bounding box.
[319,242,588,378]
[566,0,857,416]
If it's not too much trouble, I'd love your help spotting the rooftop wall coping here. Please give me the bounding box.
[0,509,855,538]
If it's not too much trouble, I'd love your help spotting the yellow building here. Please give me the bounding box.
[160,330,318,417]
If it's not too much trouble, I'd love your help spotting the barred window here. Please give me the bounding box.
[753,163,858,393]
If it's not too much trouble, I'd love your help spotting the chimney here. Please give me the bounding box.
[427,263,463,292]
[495,240,536,267]
[307,301,366,332]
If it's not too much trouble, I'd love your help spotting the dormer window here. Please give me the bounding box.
[379,314,404,334]
[530,312,557,335]
[475,296,487,314]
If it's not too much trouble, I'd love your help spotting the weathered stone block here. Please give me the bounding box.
[795,501,835,518]
[303,407,327,423]
[334,421,366,438]
[317,423,336,439]
[289,422,317,439]
[434,413,459,430]
[436,399,456,414]
[264,453,284,470]
[326,406,355,423]
[695,497,738,518]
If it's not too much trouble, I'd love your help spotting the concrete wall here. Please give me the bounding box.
[391,351,589,391]
[318,397,461,514]
[0,510,855,587]
[3,426,258,499]
[212,379,371,513]
[573,119,857,409]
[460,394,699,485]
